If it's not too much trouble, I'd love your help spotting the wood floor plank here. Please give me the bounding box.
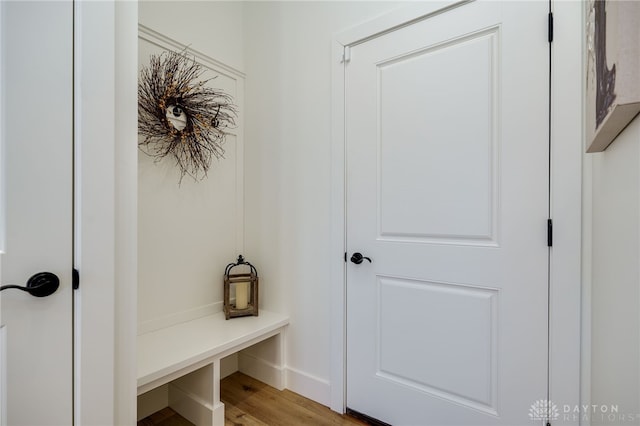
[224,389,321,425]
[221,373,366,426]
[224,404,269,426]
[139,372,365,426]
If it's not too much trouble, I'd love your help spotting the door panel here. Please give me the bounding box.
[0,2,73,425]
[379,29,498,244]
[378,276,498,413]
[346,2,549,425]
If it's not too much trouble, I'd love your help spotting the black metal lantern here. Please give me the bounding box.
[224,255,259,320]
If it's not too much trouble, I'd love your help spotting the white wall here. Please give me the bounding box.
[243,1,405,404]
[139,1,244,72]
[137,2,245,333]
[588,115,640,425]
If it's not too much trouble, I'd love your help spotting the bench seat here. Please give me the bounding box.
[137,310,289,425]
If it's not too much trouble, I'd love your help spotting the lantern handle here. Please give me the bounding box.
[224,254,258,277]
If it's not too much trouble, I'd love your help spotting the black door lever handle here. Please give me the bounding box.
[0,272,60,297]
[350,253,372,265]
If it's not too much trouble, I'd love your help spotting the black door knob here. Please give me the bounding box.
[0,272,60,297]
[350,253,372,264]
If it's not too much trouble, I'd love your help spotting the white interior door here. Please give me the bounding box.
[0,2,73,425]
[346,2,549,425]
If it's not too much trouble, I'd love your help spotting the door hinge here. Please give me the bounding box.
[547,219,553,247]
[341,46,351,64]
[548,12,554,43]
[73,268,80,290]
[344,252,347,262]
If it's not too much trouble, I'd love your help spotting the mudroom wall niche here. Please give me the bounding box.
[137,1,245,339]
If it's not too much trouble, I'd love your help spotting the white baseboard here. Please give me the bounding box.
[285,366,331,407]
[168,382,214,426]
[138,302,223,335]
[238,353,331,407]
[238,351,284,390]
[137,385,168,421]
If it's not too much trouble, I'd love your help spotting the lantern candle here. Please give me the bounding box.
[235,281,249,310]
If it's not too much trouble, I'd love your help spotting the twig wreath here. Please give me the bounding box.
[138,50,237,182]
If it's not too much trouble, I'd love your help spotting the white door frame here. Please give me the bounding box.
[330,0,582,415]
[0,1,138,423]
[74,1,138,424]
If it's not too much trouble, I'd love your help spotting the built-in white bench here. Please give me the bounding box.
[137,310,289,426]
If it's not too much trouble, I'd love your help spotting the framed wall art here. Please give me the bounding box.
[586,0,640,152]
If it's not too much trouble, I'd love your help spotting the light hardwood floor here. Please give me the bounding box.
[138,372,367,426]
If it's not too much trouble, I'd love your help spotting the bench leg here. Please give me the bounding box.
[166,362,221,426]
[212,359,225,426]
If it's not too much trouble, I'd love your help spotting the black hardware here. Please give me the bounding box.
[73,269,80,290]
[547,219,553,247]
[548,11,553,43]
[0,272,60,297]
[225,254,258,277]
[350,252,372,265]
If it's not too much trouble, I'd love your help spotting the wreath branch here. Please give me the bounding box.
[138,49,237,183]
